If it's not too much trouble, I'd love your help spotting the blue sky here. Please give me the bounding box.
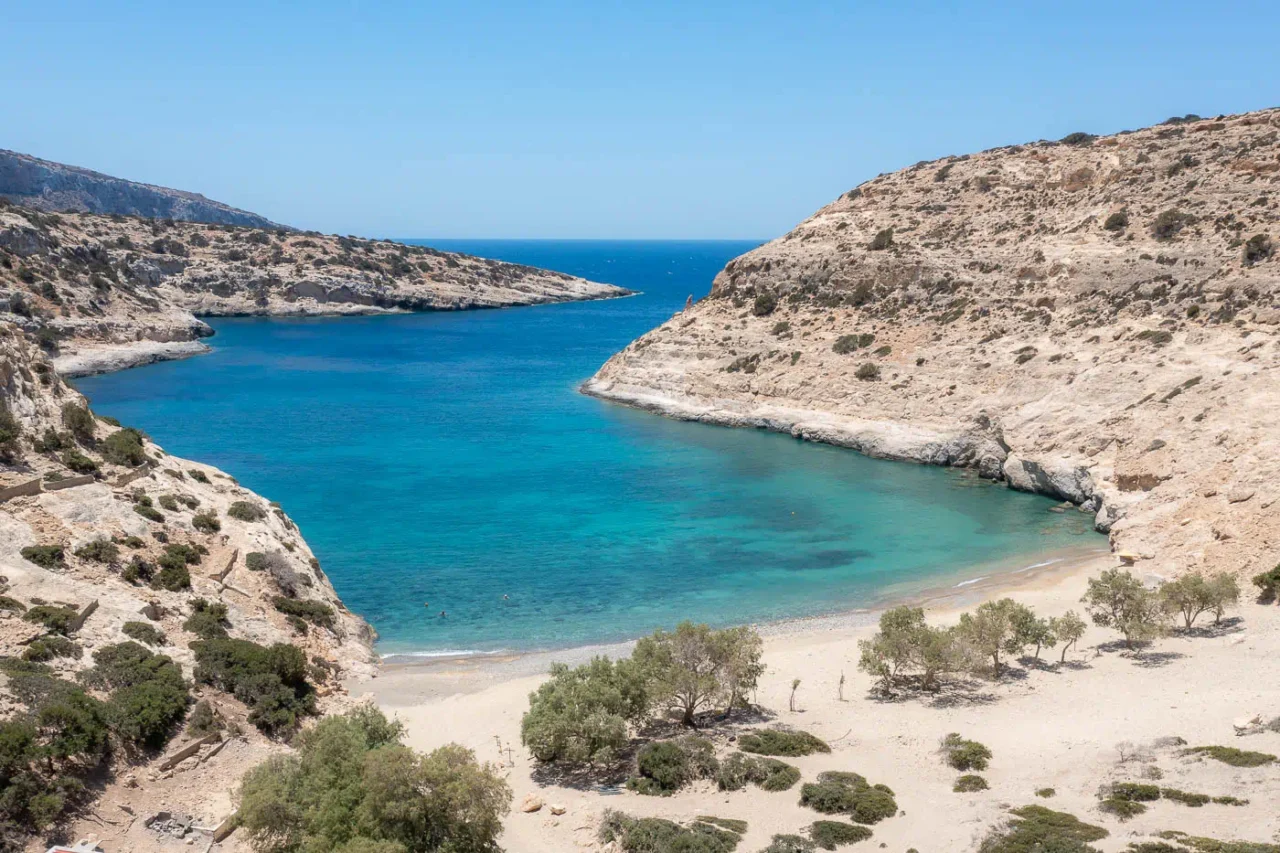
[6,1,1278,238]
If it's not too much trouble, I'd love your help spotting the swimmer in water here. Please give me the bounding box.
[439,610,446,618]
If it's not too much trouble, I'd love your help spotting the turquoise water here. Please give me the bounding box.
[75,240,1100,656]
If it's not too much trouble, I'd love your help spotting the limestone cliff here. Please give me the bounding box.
[0,202,628,375]
[588,109,1280,582]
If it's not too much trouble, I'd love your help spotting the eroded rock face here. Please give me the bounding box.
[589,108,1280,580]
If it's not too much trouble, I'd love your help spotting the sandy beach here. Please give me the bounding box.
[352,549,1280,850]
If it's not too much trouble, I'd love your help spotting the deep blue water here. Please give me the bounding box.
[76,240,1100,656]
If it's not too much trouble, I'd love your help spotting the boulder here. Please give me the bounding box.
[520,794,543,813]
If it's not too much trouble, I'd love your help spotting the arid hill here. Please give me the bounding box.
[588,108,1280,583]
[0,148,280,228]
[0,201,627,374]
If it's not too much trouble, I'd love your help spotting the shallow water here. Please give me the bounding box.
[76,240,1101,656]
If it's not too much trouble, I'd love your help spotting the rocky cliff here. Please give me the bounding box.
[0,202,627,375]
[588,108,1280,582]
[0,149,280,228]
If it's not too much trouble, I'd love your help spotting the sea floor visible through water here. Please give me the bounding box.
[75,240,1105,657]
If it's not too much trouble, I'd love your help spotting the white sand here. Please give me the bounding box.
[352,553,1280,851]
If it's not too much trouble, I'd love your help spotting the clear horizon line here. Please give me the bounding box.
[386,236,770,244]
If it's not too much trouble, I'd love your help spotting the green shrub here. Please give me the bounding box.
[192,511,220,533]
[1252,564,1280,603]
[188,469,210,483]
[134,502,164,522]
[753,291,778,316]
[761,835,817,853]
[122,555,155,585]
[1060,132,1096,146]
[23,605,77,634]
[868,228,893,250]
[1099,797,1146,820]
[1152,209,1192,241]
[628,736,718,796]
[122,621,166,646]
[1035,787,1056,798]
[227,500,267,522]
[800,772,897,825]
[74,539,119,564]
[1211,795,1249,806]
[1107,781,1161,802]
[521,655,650,765]
[979,805,1107,852]
[272,596,335,629]
[1242,233,1273,266]
[0,403,20,462]
[739,728,830,757]
[598,810,742,853]
[955,774,989,792]
[101,427,147,466]
[87,641,190,747]
[185,699,224,738]
[61,402,96,443]
[245,551,269,571]
[855,362,879,381]
[192,637,316,735]
[237,708,509,853]
[23,635,81,662]
[942,733,992,771]
[183,598,229,639]
[1160,787,1210,807]
[832,333,875,354]
[809,821,872,849]
[1103,211,1129,231]
[1181,745,1275,767]
[159,494,179,511]
[0,595,27,613]
[716,752,800,792]
[61,448,99,474]
[20,544,65,569]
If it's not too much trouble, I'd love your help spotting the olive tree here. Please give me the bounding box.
[237,705,509,853]
[520,656,649,765]
[1082,569,1166,649]
[1048,610,1087,663]
[956,598,1036,676]
[631,622,764,726]
[857,606,965,693]
[1159,572,1240,629]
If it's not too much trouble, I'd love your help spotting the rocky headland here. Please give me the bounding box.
[588,108,1280,584]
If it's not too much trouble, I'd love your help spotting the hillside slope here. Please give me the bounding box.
[0,203,628,375]
[0,149,279,228]
[588,108,1280,582]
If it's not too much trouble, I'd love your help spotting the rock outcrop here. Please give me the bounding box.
[588,108,1280,581]
[0,148,280,228]
[0,202,628,375]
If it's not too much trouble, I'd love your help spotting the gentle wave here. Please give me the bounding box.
[954,576,990,588]
[1013,557,1064,574]
[381,649,510,661]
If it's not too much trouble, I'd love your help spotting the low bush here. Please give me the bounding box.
[809,821,872,849]
[739,728,830,757]
[1107,781,1161,802]
[245,551,269,571]
[716,752,800,792]
[152,543,200,591]
[23,635,81,662]
[87,641,190,747]
[1104,211,1129,232]
[832,333,875,354]
[192,511,220,533]
[61,448,99,474]
[1160,787,1210,807]
[192,637,315,735]
[61,403,96,443]
[227,500,267,522]
[1181,745,1275,767]
[122,621,166,646]
[74,539,119,564]
[628,736,718,796]
[800,772,897,825]
[20,544,65,569]
[122,555,155,585]
[761,835,816,853]
[133,502,164,522]
[1253,564,1280,603]
[183,599,229,639]
[942,733,992,771]
[955,774,989,792]
[1035,787,1056,798]
[159,494,179,512]
[855,362,879,381]
[188,469,210,483]
[184,699,224,738]
[598,810,743,853]
[272,596,335,630]
[1099,796,1146,820]
[1152,209,1192,241]
[23,605,77,634]
[868,228,893,250]
[753,291,778,316]
[101,427,147,467]
[979,805,1107,852]
[0,595,26,613]
[1243,233,1274,266]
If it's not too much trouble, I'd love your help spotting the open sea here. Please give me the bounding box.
[75,240,1102,657]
